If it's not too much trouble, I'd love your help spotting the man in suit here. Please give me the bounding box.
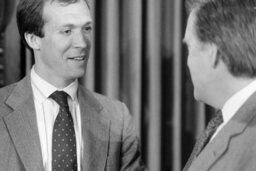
[0,0,146,170]
[183,0,256,170]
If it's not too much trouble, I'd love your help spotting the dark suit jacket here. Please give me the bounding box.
[0,76,146,171]
[187,91,256,171]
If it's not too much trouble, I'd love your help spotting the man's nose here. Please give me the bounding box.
[73,31,88,48]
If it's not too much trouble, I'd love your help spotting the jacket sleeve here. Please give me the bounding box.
[119,103,147,171]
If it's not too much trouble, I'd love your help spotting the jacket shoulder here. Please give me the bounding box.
[93,92,123,107]
[0,83,17,103]
[85,90,131,122]
[93,92,128,115]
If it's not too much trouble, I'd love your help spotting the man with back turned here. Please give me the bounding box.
[183,0,256,170]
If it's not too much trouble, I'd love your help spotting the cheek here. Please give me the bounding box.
[187,49,200,68]
[52,37,71,55]
[84,35,92,49]
[41,40,70,67]
[44,33,71,52]
[187,54,194,72]
[187,53,201,82]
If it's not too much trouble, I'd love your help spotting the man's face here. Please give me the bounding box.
[35,0,92,87]
[183,10,213,102]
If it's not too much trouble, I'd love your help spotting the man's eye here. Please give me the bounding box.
[83,26,92,32]
[62,29,71,35]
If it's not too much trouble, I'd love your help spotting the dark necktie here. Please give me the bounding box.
[183,110,223,171]
[50,91,77,171]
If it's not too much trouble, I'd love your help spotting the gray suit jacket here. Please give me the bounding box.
[0,76,146,171]
[187,91,256,171]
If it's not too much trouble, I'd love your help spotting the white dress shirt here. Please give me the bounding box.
[211,79,256,141]
[30,67,83,171]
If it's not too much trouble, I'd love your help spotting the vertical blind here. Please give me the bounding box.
[2,0,215,170]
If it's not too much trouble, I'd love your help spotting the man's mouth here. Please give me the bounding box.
[68,56,86,61]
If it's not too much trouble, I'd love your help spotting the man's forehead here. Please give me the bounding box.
[43,0,90,15]
[42,0,92,25]
[184,10,197,43]
[47,0,77,4]
[42,0,90,10]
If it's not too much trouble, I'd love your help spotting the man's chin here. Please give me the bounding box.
[194,91,211,107]
[193,91,202,102]
[73,72,85,79]
[66,70,86,80]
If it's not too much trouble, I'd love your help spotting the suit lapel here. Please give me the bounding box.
[189,92,256,171]
[78,87,110,171]
[2,77,110,171]
[3,76,44,171]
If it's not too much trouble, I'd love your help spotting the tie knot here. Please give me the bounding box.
[50,91,69,108]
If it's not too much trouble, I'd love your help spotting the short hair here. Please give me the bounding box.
[185,0,256,78]
[16,0,90,49]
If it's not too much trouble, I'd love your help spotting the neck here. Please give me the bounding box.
[34,65,75,89]
[210,77,255,109]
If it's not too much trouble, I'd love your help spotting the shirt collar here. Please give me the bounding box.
[222,79,256,124]
[31,66,78,101]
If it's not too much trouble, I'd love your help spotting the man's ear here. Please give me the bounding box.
[208,43,219,68]
[24,32,41,50]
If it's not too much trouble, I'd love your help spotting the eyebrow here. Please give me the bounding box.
[61,21,93,28]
